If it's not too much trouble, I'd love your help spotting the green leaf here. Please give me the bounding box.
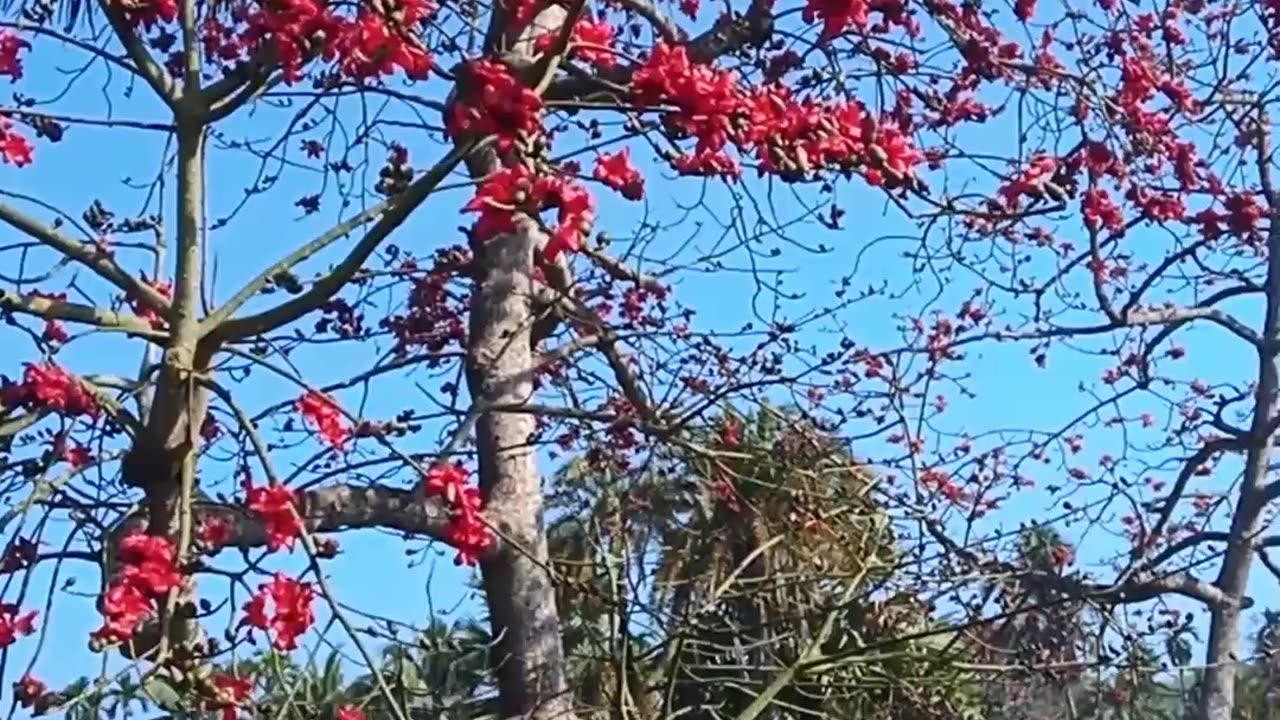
[1166,635,1193,668]
[142,677,184,711]
[322,649,344,696]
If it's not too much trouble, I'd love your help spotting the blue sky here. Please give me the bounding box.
[1,2,1277,712]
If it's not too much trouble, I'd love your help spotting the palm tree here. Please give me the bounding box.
[543,404,984,720]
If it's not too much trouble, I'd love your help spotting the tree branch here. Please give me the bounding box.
[544,0,772,101]
[213,484,463,551]
[110,484,475,556]
[0,290,161,335]
[202,141,476,342]
[97,0,179,106]
[0,201,172,310]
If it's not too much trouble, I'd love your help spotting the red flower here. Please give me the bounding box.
[93,583,152,646]
[205,673,254,720]
[464,164,531,242]
[1081,188,1124,233]
[198,517,233,551]
[0,31,28,80]
[240,572,315,651]
[542,176,595,262]
[129,281,171,329]
[0,117,32,167]
[337,705,367,720]
[422,463,493,566]
[535,17,616,67]
[718,416,742,448]
[501,0,540,30]
[462,164,595,261]
[1050,544,1074,567]
[225,0,435,84]
[60,440,93,469]
[13,674,45,709]
[0,604,36,647]
[632,45,920,186]
[244,480,302,552]
[711,476,740,512]
[0,537,37,573]
[446,60,543,152]
[41,319,68,344]
[424,462,470,504]
[117,534,183,596]
[120,0,177,28]
[593,149,645,201]
[802,0,869,41]
[240,0,333,83]
[92,534,182,646]
[296,391,351,449]
[331,10,434,80]
[0,363,99,417]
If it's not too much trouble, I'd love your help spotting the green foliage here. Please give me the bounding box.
[540,405,987,720]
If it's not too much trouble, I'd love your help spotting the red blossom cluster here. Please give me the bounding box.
[593,149,645,201]
[632,44,922,186]
[0,31,31,167]
[446,59,543,153]
[918,467,970,505]
[128,281,171,329]
[1195,192,1265,242]
[802,0,920,43]
[422,462,492,566]
[0,537,37,574]
[533,16,617,67]
[337,706,368,720]
[0,31,31,165]
[13,674,46,710]
[198,516,233,551]
[92,534,182,647]
[0,604,35,648]
[240,572,315,651]
[464,162,595,262]
[244,480,303,552]
[296,390,350,449]
[382,255,468,356]
[24,291,71,344]
[1082,187,1125,234]
[500,0,541,32]
[51,432,93,468]
[122,0,177,28]
[204,674,254,720]
[710,417,743,511]
[193,0,434,84]
[0,363,99,418]
[0,30,27,80]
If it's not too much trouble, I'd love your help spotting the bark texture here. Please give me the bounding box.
[466,215,575,720]
[1196,213,1280,720]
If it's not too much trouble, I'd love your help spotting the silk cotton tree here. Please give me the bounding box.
[0,0,925,717]
[1,0,1280,719]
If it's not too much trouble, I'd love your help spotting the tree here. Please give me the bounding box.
[137,406,987,720]
[544,407,985,720]
[2,0,1280,718]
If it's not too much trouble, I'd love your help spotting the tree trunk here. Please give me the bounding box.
[1197,216,1280,720]
[467,215,576,720]
[116,118,211,660]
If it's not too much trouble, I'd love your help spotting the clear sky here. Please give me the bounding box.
[1,4,1276,714]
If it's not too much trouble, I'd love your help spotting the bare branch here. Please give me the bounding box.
[0,201,172,310]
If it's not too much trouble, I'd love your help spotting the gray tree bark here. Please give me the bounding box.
[1196,213,1280,720]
